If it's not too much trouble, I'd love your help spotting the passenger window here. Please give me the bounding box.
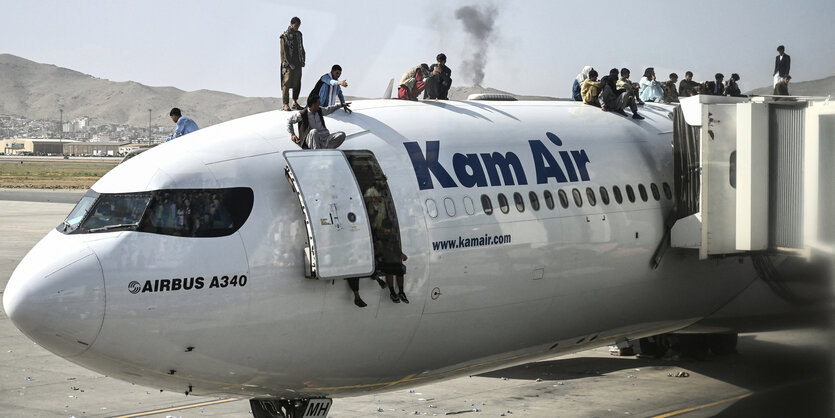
[426,199,438,218]
[638,184,648,202]
[558,189,569,208]
[498,193,510,214]
[481,194,493,215]
[650,183,660,201]
[626,185,636,203]
[544,190,555,210]
[463,196,475,215]
[514,192,525,212]
[663,182,673,200]
[443,197,456,217]
[572,188,583,207]
[586,187,597,206]
[599,187,610,205]
[613,186,623,204]
[529,191,540,211]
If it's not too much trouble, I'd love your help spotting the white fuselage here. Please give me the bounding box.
[5,99,765,399]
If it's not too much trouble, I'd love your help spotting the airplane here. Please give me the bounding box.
[3,95,831,417]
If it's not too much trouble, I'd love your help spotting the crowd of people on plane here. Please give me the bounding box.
[572,66,746,116]
[571,45,794,113]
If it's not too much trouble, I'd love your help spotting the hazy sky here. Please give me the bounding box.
[3,0,835,99]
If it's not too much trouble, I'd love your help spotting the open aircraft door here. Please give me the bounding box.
[284,150,375,280]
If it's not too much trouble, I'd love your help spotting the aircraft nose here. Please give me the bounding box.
[3,231,105,358]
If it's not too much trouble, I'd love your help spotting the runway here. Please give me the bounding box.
[0,195,831,417]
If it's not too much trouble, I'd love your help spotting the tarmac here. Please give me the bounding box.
[0,191,832,417]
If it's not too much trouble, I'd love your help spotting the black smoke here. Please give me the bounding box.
[454,5,498,87]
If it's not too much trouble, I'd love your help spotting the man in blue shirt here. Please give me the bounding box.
[165,107,199,142]
[317,65,349,107]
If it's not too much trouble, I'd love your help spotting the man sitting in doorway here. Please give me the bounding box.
[287,95,352,149]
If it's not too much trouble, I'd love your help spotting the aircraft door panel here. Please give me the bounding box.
[284,150,375,280]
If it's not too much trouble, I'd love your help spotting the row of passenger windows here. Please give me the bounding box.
[479,182,673,215]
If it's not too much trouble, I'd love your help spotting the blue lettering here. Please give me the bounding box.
[404,141,457,190]
[559,151,578,182]
[406,134,590,190]
[452,153,488,188]
[571,150,592,181]
[480,152,527,186]
[529,140,567,184]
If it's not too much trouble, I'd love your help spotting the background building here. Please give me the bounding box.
[0,138,77,156]
[63,141,131,157]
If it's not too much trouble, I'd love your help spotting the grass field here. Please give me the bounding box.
[0,160,117,189]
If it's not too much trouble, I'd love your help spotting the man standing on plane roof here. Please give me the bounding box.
[774,45,790,87]
[165,107,199,142]
[280,16,305,111]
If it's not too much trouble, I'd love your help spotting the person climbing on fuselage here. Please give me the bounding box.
[287,95,351,149]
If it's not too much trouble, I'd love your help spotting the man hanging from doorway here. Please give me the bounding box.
[365,178,408,303]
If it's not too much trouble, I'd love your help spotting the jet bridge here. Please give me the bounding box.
[669,95,835,260]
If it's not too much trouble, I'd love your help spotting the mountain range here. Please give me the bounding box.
[1,53,832,128]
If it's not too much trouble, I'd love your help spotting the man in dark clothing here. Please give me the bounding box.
[425,53,452,100]
[710,73,725,95]
[774,45,791,86]
[679,71,701,97]
[280,16,306,111]
[661,73,679,103]
[598,68,620,111]
[774,75,791,97]
[725,73,742,97]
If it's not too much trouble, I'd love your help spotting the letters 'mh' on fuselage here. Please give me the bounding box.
[403,132,591,190]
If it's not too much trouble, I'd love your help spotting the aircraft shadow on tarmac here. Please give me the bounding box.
[477,333,833,416]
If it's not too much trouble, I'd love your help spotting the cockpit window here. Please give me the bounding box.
[82,193,152,232]
[58,187,254,238]
[62,192,99,232]
[141,188,254,237]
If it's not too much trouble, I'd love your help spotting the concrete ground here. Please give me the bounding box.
[0,196,832,417]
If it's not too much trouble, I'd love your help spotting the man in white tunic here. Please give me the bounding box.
[287,95,352,149]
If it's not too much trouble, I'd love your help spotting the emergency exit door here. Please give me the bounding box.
[284,150,375,280]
